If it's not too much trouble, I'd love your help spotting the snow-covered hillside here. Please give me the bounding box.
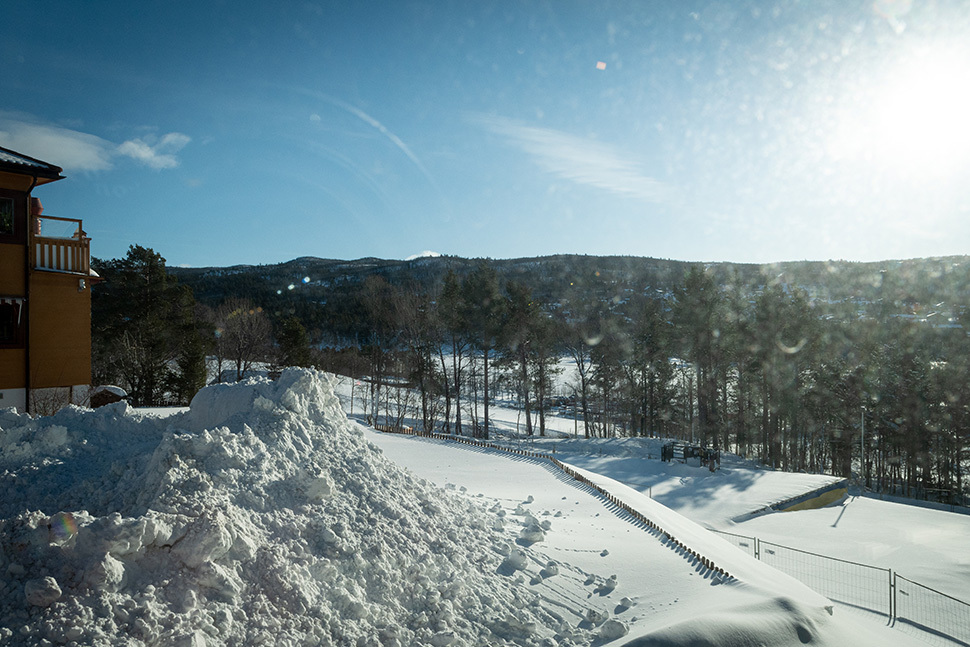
[0,370,941,645]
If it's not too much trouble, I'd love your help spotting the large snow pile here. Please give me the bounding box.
[0,370,588,646]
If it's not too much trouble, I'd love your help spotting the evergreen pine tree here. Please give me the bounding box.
[92,245,204,406]
[277,316,313,368]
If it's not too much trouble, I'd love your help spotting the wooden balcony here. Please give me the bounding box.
[31,215,90,275]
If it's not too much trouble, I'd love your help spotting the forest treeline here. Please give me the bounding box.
[91,246,313,407]
[93,247,969,506]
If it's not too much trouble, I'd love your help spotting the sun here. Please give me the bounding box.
[828,43,970,180]
[873,48,970,169]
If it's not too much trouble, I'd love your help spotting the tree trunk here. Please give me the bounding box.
[483,346,490,440]
[519,344,533,436]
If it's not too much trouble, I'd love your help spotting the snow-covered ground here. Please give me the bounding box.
[480,431,844,527]
[367,429,921,646]
[1,370,962,646]
[332,375,970,643]
[736,495,970,602]
[333,376,970,602]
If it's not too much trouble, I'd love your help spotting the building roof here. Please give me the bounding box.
[0,146,65,184]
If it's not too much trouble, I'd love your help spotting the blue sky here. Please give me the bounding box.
[3,0,970,267]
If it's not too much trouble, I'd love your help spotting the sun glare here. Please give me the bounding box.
[875,49,970,166]
[828,44,970,179]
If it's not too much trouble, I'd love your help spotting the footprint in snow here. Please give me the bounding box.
[595,575,618,596]
[540,562,560,579]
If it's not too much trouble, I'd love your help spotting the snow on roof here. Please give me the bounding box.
[90,385,128,397]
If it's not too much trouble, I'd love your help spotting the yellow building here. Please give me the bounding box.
[0,146,96,414]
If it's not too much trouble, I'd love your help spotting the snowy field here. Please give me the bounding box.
[365,429,915,646]
[0,370,963,646]
[332,375,970,604]
[735,495,970,603]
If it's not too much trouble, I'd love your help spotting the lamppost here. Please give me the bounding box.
[861,405,865,486]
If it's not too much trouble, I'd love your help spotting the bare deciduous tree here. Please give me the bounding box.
[213,298,273,382]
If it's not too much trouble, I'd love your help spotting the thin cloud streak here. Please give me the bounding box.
[291,88,447,201]
[473,114,675,204]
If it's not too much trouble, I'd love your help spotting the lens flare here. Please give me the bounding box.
[49,512,78,543]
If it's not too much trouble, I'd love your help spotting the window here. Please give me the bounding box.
[0,198,13,236]
[0,191,25,244]
[0,298,24,347]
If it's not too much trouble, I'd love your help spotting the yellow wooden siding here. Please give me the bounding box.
[0,244,26,295]
[0,172,34,192]
[0,348,26,390]
[28,271,92,389]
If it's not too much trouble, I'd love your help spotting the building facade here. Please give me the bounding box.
[0,146,95,414]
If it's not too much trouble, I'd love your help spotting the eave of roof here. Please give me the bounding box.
[0,146,65,184]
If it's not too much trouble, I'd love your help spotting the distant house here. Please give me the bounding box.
[0,146,97,414]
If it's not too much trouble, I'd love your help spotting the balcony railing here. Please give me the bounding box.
[31,215,90,275]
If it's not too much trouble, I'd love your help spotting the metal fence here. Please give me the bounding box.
[710,529,757,558]
[759,540,892,618]
[896,575,970,647]
[711,530,970,646]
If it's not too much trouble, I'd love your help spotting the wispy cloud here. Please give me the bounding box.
[284,87,448,206]
[117,132,191,169]
[0,112,113,172]
[472,114,674,204]
[0,112,190,172]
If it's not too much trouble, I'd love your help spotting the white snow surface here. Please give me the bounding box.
[89,385,128,399]
[367,431,927,647]
[0,370,930,646]
[2,370,585,645]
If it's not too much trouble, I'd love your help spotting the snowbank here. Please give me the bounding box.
[0,370,593,646]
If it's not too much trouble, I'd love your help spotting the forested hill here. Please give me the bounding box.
[107,250,970,498]
[169,253,970,331]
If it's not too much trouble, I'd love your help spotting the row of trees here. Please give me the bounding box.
[92,246,313,406]
[91,249,968,505]
[320,263,968,505]
[331,263,563,441]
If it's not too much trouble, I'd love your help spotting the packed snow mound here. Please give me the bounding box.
[619,596,887,647]
[0,369,591,646]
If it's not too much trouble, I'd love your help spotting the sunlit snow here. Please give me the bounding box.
[0,370,950,645]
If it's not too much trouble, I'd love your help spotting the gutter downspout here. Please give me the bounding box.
[24,176,37,415]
